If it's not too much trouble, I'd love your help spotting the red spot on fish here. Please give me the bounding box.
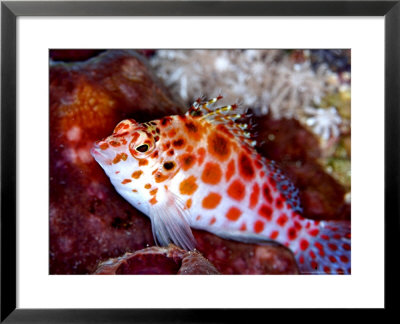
[323,266,331,274]
[239,153,255,180]
[254,220,265,233]
[168,129,176,138]
[255,159,263,169]
[202,162,222,185]
[172,138,185,149]
[329,256,337,263]
[249,183,260,208]
[328,243,338,251]
[258,205,272,220]
[240,223,247,231]
[340,255,349,263]
[309,229,319,237]
[225,159,235,182]
[208,131,231,162]
[226,207,242,221]
[277,213,288,227]
[160,116,172,127]
[216,124,234,139]
[275,197,284,209]
[167,149,174,156]
[202,192,222,209]
[299,255,304,264]
[287,227,297,240]
[262,184,273,203]
[109,140,120,147]
[342,243,350,251]
[311,261,318,270]
[227,179,245,201]
[270,231,279,240]
[300,239,309,251]
[321,234,330,241]
[209,216,216,225]
[309,250,316,259]
[197,147,206,165]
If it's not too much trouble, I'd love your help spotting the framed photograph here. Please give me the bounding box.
[1,0,398,321]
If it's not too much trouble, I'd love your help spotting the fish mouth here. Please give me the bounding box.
[91,142,111,165]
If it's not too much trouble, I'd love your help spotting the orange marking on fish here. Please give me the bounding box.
[201,162,222,185]
[179,153,196,171]
[209,216,216,225]
[172,138,185,149]
[139,159,148,166]
[168,129,176,138]
[99,143,109,150]
[112,154,123,164]
[149,197,157,205]
[240,223,247,231]
[197,147,206,165]
[202,192,222,209]
[208,131,231,162]
[109,140,120,147]
[225,159,235,182]
[186,198,192,209]
[121,179,131,184]
[144,183,151,189]
[149,188,158,196]
[179,176,198,195]
[249,183,260,208]
[227,179,245,201]
[226,207,242,221]
[131,170,143,179]
[155,172,169,183]
[239,153,255,180]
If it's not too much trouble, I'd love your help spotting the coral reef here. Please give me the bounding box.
[94,245,220,275]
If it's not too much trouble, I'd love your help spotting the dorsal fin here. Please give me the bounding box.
[187,96,258,151]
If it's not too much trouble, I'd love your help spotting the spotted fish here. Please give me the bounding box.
[91,96,351,274]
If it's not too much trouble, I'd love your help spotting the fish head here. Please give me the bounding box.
[91,119,163,212]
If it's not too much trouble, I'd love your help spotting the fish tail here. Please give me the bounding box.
[295,220,351,274]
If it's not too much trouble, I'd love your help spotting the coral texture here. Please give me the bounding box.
[94,245,220,275]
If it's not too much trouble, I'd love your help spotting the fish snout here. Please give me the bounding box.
[91,141,113,164]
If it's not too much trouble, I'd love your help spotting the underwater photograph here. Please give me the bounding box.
[49,49,351,275]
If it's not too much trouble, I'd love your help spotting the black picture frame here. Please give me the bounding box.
[1,0,398,322]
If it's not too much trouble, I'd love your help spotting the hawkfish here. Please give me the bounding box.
[91,96,351,274]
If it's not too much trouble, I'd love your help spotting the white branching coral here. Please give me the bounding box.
[150,49,340,120]
[304,106,342,140]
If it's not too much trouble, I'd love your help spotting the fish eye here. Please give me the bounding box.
[135,144,149,153]
[129,131,155,159]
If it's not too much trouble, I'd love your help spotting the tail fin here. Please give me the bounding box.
[296,221,351,274]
